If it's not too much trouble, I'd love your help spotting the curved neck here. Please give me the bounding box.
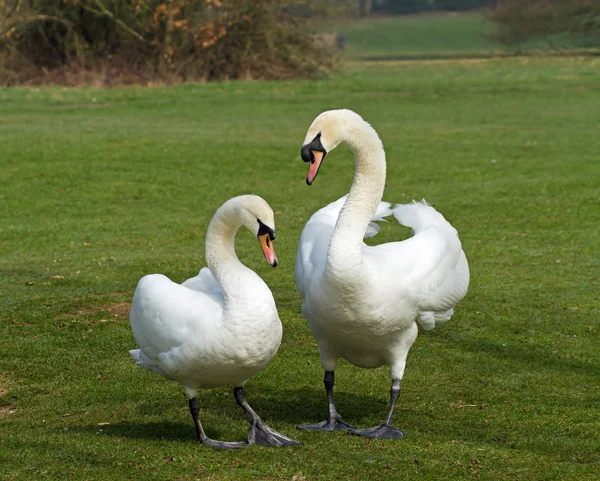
[205,205,244,292]
[329,120,386,264]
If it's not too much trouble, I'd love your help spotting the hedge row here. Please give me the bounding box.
[0,0,340,85]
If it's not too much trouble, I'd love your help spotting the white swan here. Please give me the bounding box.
[295,110,470,438]
[129,195,299,449]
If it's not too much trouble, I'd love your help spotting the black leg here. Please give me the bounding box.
[233,387,301,447]
[349,379,406,439]
[297,370,355,431]
[189,398,204,441]
[188,397,247,449]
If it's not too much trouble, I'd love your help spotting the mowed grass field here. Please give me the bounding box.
[1,52,600,480]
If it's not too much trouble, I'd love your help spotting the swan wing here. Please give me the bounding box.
[365,200,395,238]
[129,274,223,375]
[364,201,469,330]
[181,267,222,294]
[295,197,344,299]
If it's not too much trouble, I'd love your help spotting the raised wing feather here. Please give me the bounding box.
[181,267,222,294]
[363,201,469,329]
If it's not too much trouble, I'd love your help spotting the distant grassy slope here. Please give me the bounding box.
[332,12,600,60]
[332,12,500,60]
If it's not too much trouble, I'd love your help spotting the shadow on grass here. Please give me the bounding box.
[234,386,388,427]
[70,387,387,443]
[449,335,599,378]
[69,419,238,444]
[85,421,197,443]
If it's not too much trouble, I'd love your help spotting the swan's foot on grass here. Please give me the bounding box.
[297,370,355,431]
[249,420,302,447]
[349,423,406,439]
[200,437,249,450]
[189,398,249,449]
[297,416,355,432]
[233,387,300,448]
[347,378,406,439]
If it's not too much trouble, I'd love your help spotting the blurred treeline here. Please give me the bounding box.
[488,0,600,47]
[0,0,345,85]
[369,0,495,15]
[1,1,598,86]
[354,0,600,49]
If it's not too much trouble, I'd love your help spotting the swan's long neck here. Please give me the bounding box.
[204,204,245,295]
[328,119,386,268]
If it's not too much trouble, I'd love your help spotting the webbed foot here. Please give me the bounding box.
[349,423,406,439]
[297,415,355,432]
[200,437,248,450]
[249,420,302,447]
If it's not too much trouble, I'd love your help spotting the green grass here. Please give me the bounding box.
[331,12,600,60]
[1,55,600,480]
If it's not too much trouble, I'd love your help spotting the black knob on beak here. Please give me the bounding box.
[300,132,326,163]
[301,144,313,163]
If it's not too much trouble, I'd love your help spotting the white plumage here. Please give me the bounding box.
[296,110,469,438]
[130,267,279,392]
[129,195,299,449]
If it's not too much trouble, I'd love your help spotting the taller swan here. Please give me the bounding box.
[130,195,299,449]
[295,110,470,439]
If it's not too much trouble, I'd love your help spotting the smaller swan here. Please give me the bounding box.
[129,195,299,449]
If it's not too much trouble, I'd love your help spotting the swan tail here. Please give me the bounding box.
[365,201,394,238]
[129,348,158,369]
[392,200,456,234]
[129,348,146,366]
[417,308,454,330]
[129,348,173,379]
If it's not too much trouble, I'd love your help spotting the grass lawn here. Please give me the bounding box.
[1,55,599,480]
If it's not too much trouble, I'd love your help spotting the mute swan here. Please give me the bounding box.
[129,195,299,449]
[295,110,470,439]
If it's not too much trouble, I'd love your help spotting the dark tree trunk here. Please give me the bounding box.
[357,0,372,17]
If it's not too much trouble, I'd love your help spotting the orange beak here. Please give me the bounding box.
[258,234,278,267]
[306,150,324,185]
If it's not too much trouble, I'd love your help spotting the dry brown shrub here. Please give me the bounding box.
[0,0,344,86]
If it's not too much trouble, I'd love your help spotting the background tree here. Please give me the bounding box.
[372,0,496,15]
[487,0,600,47]
[357,0,373,17]
[0,0,346,85]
